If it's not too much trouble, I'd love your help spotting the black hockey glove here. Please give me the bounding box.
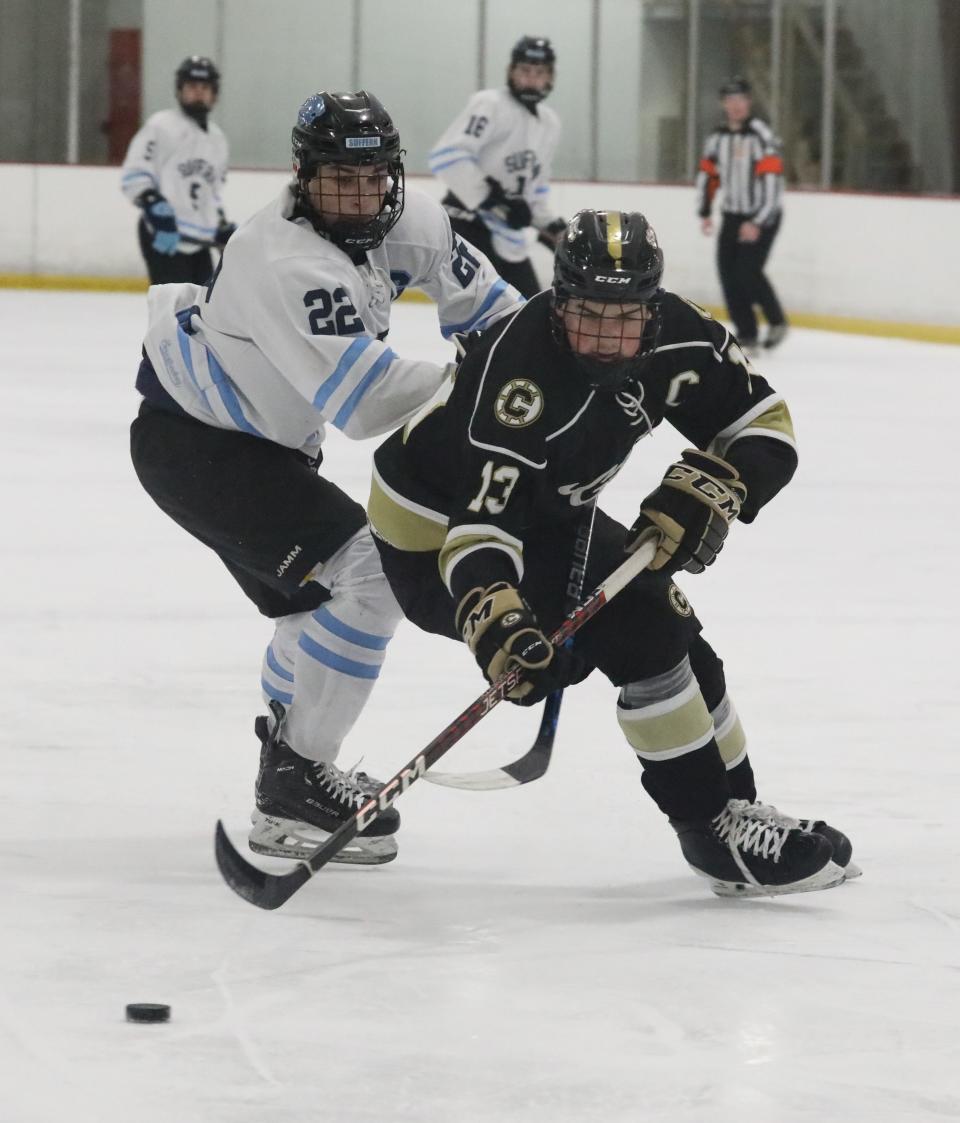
[214,215,237,248]
[537,217,568,250]
[137,190,179,255]
[626,450,747,575]
[480,178,532,230]
[455,583,581,706]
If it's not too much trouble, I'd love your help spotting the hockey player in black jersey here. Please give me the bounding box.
[368,209,858,897]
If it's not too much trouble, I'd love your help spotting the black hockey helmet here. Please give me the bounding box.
[508,36,556,106]
[719,75,752,97]
[291,90,405,252]
[551,210,665,390]
[175,56,220,95]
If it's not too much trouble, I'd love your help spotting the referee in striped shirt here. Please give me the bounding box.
[696,77,788,350]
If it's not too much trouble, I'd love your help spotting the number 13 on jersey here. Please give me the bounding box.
[467,460,520,515]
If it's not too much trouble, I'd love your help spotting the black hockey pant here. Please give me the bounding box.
[130,398,366,619]
[137,217,216,285]
[374,508,755,821]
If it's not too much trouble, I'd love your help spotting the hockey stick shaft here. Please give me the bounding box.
[425,502,598,790]
[214,538,656,909]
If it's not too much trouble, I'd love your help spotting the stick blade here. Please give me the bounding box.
[423,744,552,791]
[423,767,522,791]
[214,820,311,910]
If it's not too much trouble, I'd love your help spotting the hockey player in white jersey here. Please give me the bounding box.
[121,56,235,285]
[129,91,523,865]
[428,35,567,298]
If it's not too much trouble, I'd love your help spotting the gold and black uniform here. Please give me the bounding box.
[369,289,797,820]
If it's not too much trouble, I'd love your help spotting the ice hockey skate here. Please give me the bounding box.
[764,322,789,350]
[670,798,846,897]
[793,813,861,878]
[248,702,399,865]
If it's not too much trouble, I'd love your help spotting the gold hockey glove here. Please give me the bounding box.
[455,583,578,706]
[626,449,747,575]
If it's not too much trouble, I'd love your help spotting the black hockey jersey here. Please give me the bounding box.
[370,290,797,603]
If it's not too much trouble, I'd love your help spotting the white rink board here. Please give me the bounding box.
[2,289,960,1123]
[2,162,959,326]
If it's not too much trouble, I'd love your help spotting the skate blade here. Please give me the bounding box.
[697,859,847,898]
[841,860,863,880]
[248,813,398,866]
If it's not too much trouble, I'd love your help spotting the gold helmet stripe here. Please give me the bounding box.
[606,211,624,262]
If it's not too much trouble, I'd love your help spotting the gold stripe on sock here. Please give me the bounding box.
[618,685,714,761]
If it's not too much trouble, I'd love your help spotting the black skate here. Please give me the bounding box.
[746,800,860,879]
[248,701,399,865]
[795,816,861,878]
[670,798,845,897]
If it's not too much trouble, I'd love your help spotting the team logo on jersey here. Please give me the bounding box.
[668,584,693,617]
[494,379,543,427]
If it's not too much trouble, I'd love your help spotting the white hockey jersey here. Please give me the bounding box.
[120,108,229,252]
[428,88,561,263]
[142,184,523,459]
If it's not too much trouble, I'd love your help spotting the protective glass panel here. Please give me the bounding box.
[218,0,352,169]
[835,0,952,192]
[636,0,690,183]
[360,0,480,176]
[483,0,594,179]
[695,0,776,177]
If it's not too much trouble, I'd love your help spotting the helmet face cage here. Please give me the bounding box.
[508,36,555,106]
[550,210,665,391]
[291,91,405,252]
[175,56,220,96]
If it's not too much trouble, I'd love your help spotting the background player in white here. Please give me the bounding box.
[428,35,566,298]
[120,56,235,284]
[129,91,522,865]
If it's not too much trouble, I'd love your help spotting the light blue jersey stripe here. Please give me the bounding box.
[207,349,265,437]
[430,155,479,173]
[313,337,375,410]
[261,677,294,705]
[298,633,381,680]
[266,646,295,682]
[179,219,217,236]
[428,145,468,159]
[312,605,391,652]
[441,279,510,339]
[332,348,396,430]
[481,214,528,246]
[176,324,214,411]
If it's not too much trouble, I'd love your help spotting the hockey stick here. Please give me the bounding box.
[424,502,598,791]
[214,538,656,910]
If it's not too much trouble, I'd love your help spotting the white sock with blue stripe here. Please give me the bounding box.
[260,530,402,764]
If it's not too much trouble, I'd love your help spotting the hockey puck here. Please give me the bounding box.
[125,1003,171,1024]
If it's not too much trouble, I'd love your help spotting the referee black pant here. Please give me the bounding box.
[717,212,786,344]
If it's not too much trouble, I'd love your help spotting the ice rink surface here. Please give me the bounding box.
[2,288,959,1122]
